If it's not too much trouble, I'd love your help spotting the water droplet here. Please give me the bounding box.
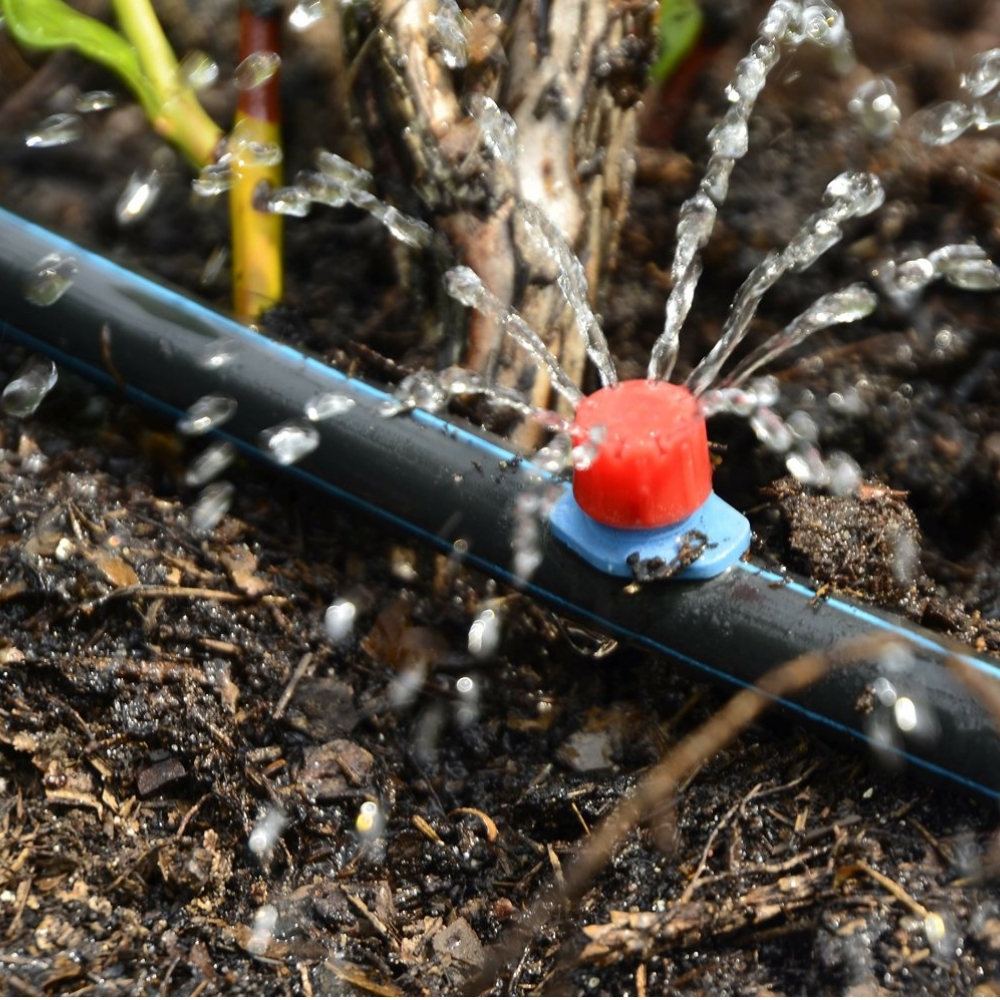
[179,50,219,90]
[239,140,283,169]
[784,217,842,271]
[190,481,234,534]
[726,54,769,105]
[376,204,432,248]
[355,800,385,840]
[198,338,238,370]
[116,169,162,225]
[248,805,286,858]
[289,0,328,30]
[296,169,348,209]
[787,409,819,442]
[801,3,846,48]
[455,674,480,727]
[749,408,793,453]
[316,150,373,192]
[258,419,320,464]
[74,90,117,113]
[380,372,448,416]
[192,163,233,197]
[443,265,485,310]
[822,171,885,219]
[430,0,468,69]
[304,392,355,421]
[177,395,238,436]
[932,248,1000,290]
[872,676,897,707]
[893,695,918,732]
[467,93,518,165]
[468,608,500,657]
[785,444,827,486]
[25,252,78,306]
[708,110,749,158]
[184,440,237,487]
[247,904,278,955]
[848,78,901,141]
[2,356,58,418]
[886,257,935,297]
[324,600,356,642]
[25,113,83,148]
[759,0,798,42]
[825,451,861,495]
[200,246,228,287]
[234,50,281,90]
[916,100,976,146]
[962,48,1000,99]
[265,185,311,217]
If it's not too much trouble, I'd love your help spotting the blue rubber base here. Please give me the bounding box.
[549,488,751,580]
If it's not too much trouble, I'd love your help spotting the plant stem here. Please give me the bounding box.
[110,0,221,166]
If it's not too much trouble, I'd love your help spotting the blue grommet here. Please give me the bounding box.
[549,485,751,580]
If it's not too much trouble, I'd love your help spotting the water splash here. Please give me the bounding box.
[648,0,853,381]
[443,267,584,408]
[2,357,58,418]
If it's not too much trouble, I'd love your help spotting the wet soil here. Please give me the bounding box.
[3,1,1000,995]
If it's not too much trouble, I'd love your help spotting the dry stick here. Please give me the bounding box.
[464,633,896,994]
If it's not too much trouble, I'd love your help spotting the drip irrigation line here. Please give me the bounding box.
[2,204,1000,799]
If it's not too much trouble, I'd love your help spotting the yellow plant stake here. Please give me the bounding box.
[230,0,284,321]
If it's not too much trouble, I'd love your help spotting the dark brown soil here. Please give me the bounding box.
[2,1,1000,996]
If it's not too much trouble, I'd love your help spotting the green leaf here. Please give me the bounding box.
[652,0,703,83]
[0,0,160,120]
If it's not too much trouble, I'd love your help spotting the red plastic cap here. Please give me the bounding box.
[570,380,712,529]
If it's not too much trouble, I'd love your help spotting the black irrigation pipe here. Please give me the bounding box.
[2,203,1000,801]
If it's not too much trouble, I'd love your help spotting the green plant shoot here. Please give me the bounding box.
[0,0,221,167]
[652,0,703,83]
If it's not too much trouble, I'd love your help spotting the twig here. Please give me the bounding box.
[464,633,895,993]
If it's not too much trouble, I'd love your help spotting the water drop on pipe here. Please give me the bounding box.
[25,253,78,306]
[304,392,355,421]
[258,420,320,465]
